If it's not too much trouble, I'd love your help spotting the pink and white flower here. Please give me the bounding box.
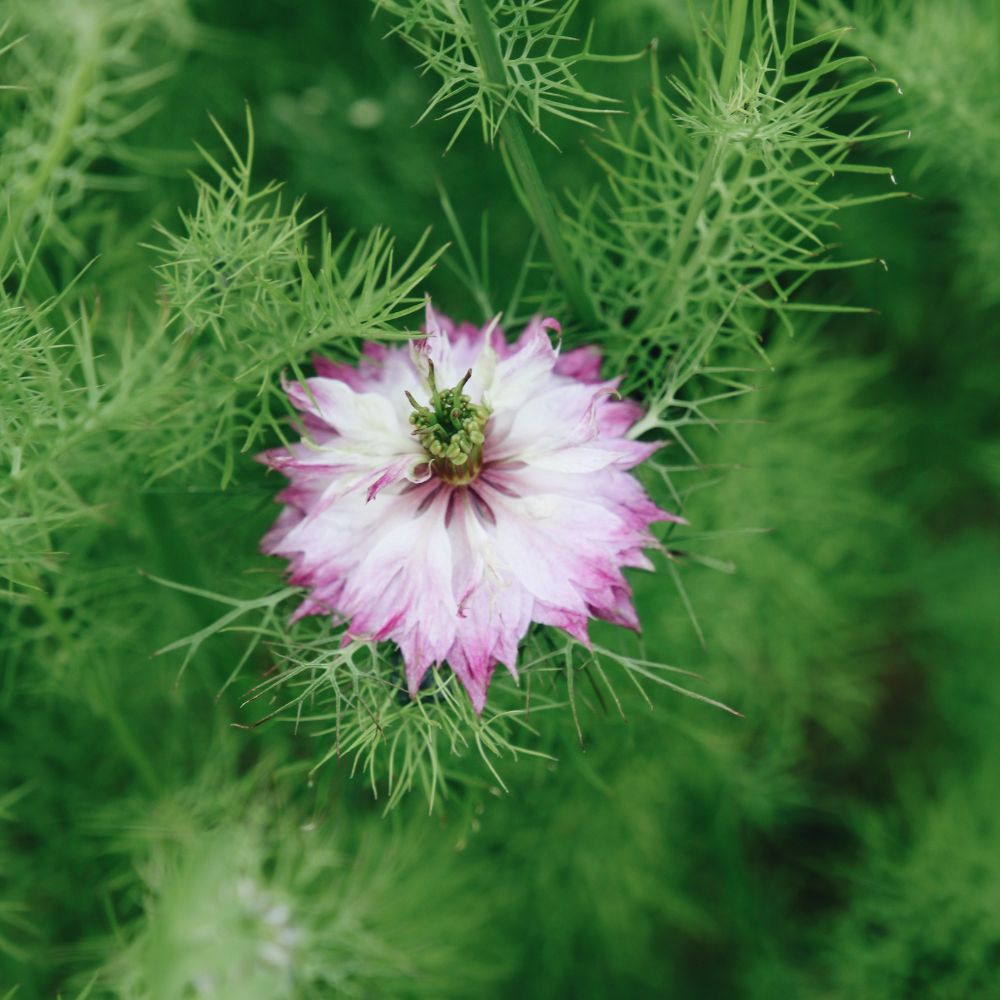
[260,305,681,713]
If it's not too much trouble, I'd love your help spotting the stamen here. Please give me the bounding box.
[406,365,490,484]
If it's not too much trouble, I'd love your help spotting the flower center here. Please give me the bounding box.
[405,362,490,485]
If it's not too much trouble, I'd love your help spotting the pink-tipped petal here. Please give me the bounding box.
[260,307,673,712]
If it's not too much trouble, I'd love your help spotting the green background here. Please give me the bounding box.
[2,0,999,997]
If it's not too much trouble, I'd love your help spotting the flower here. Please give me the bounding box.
[259,305,681,713]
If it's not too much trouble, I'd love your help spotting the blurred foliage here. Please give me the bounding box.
[95,764,505,999]
[1,0,998,997]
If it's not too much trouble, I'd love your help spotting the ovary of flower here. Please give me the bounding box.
[260,304,684,712]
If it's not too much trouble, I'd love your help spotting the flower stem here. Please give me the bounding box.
[0,17,103,271]
[633,146,722,331]
[633,0,748,331]
[462,0,598,327]
[719,0,749,95]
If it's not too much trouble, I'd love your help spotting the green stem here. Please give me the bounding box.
[633,0,748,331]
[0,19,102,270]
[462,0,598,327]
[634,144,722,331]
[719,0,749,95]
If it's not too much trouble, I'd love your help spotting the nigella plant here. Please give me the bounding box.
[6,0,1000,990]
[148,0,901,803]
[260,306,679,712]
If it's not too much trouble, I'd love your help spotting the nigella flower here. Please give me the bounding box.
[259,305,682,712]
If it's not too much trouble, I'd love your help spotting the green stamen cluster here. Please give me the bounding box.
[405,363,490,484]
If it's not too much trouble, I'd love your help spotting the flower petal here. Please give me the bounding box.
[261,307,673,712]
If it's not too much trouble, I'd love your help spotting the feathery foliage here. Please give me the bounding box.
[172,0,897,805]
[3,0,998,996]
[97,766,505,999]
[148,114,444,484]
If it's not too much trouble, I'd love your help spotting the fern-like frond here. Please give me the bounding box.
[374,0,624,148]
